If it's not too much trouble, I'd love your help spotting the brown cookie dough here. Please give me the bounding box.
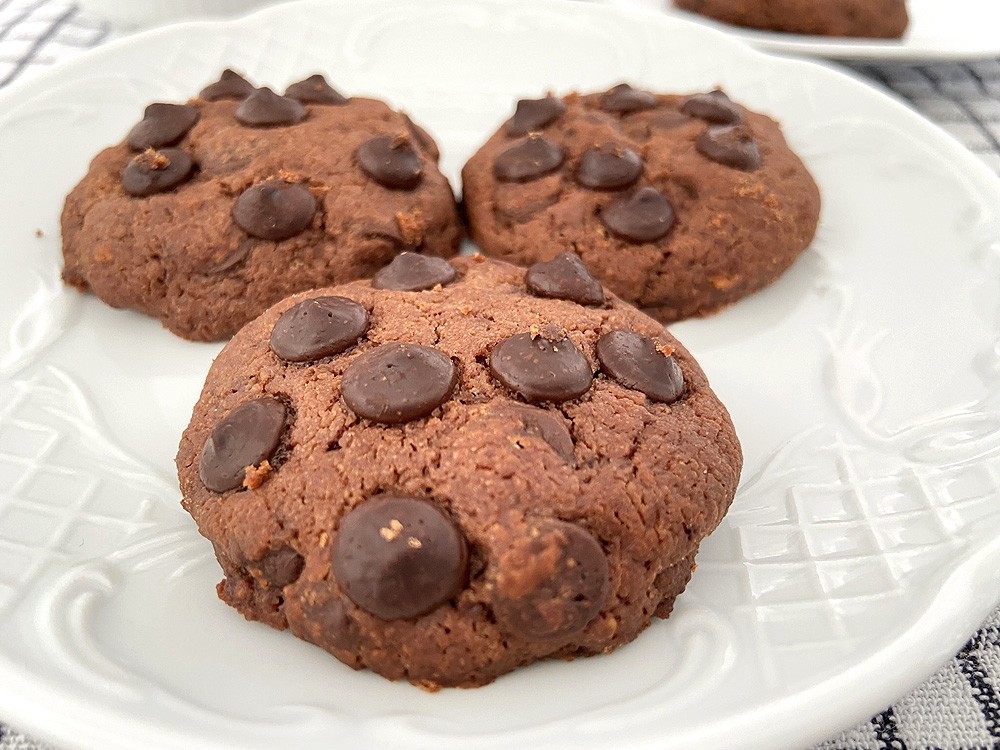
[62,70,461,341]
[461,85,820,324]
[675,0,909,38]
[176,254,742,688]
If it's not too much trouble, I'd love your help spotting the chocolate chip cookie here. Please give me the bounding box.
[62,70,461,341]
[176,254,742,688]
[675,0,909,38]
[461,85,820,324]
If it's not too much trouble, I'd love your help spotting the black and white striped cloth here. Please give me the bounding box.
[0,2,998,748]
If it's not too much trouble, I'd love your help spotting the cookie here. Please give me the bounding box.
[176,254,742,688]
[675,0,909,38]
[62,70,461,341]
[461,85,820,324]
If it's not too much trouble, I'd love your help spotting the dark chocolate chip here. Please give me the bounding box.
[342,344,457,424]
[373,252,457,291]
[576,143,642,190]
[126,103,199,151]
[511,405,575,463]
[333,495,469,620]
[494,135,564,183]
[599,83,656,114]
[235,87,307,127]
[248,546,304,589]
[233,180,316,241]
[681,90,742,124]
[307,593,360,650]
[284,74,346,104]
[121,148,195,197]
[601,187,675,243]
[200,69,256,101]
[493,519,608,640]
[403,115,440,161]
[356,135,423,190]
[525,253,604,306]
[506,96,567,137]
[489,332,592,404]
[269,296,369,362]
[596,330,684,403]
[199,397,287,493]
[696,124,762,171]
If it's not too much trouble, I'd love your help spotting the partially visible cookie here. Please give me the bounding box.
[176,254,742,688]
[461,85,820,324]
[62,70,461,341]
[675,0,909,38]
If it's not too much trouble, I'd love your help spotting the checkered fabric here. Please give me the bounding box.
[0,2,998,749]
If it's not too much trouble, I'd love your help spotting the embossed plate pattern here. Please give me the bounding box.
[0,1,999,749]
[606,0,1000,60]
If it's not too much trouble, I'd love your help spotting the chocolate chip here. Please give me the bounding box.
[494,135,564,183]
[284,74,346,104]
[681,90,742,124]
[599,83,656,114]
[403,115,440,161]
[506,96,567,137]
[200,69,255,101]
[489,332,592,404]
[306,593,360,650]
[511,405,575,463]
[333,495,469,620]
[126,103,199,151]
[373,252,457,291]
[356,135,423,190]
[696,124,762,171]
[235,87,307,127]
[233,180,316,241]
[601,187,675,243]
[493,520,608,640]
[199,397,287,493]
[269,296,369,362]
[575,143,642,190]
[121,148,194,197]
[342,344,457,424]
[525,253,604,306]
[248,546,304,589]
[596,330,684,403]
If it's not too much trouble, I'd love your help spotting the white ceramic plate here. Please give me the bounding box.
[607,0,1000,60]
[1,1,999,749]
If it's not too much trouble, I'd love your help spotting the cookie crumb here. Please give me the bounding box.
[406,536,422,549]
[243,459,272,489]
[380,518,403,541]
[34,229,44,238]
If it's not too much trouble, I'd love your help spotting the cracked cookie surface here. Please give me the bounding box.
[462,85,820,324]
[62,70,460,341]
[176,254,742,688]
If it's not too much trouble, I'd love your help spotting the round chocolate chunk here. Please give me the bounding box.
[199,396,287,493]
[681,90,742,124]
[599,83,656,114]
[248,546,305,590]
[525,253,604,306]
[235,87,307,127]
[284,74,347,105]
[494,135,564,183]
[489,332,592,404]
[506,96,567,137]
[333,495,469,620]
[493,520,609,641]
[696,124,762,171]
[270,296,369,362]
[601,187,675,243]
[356,135,423,190]
[510,405,575,463]
[342,344,457,424]
[126,103,199,151]
[596,330,684,403]
[576,143,642,190]
[200,68,255,101]
[373,252,457,292]
[233,180,316,241]
[121,148,195,197]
